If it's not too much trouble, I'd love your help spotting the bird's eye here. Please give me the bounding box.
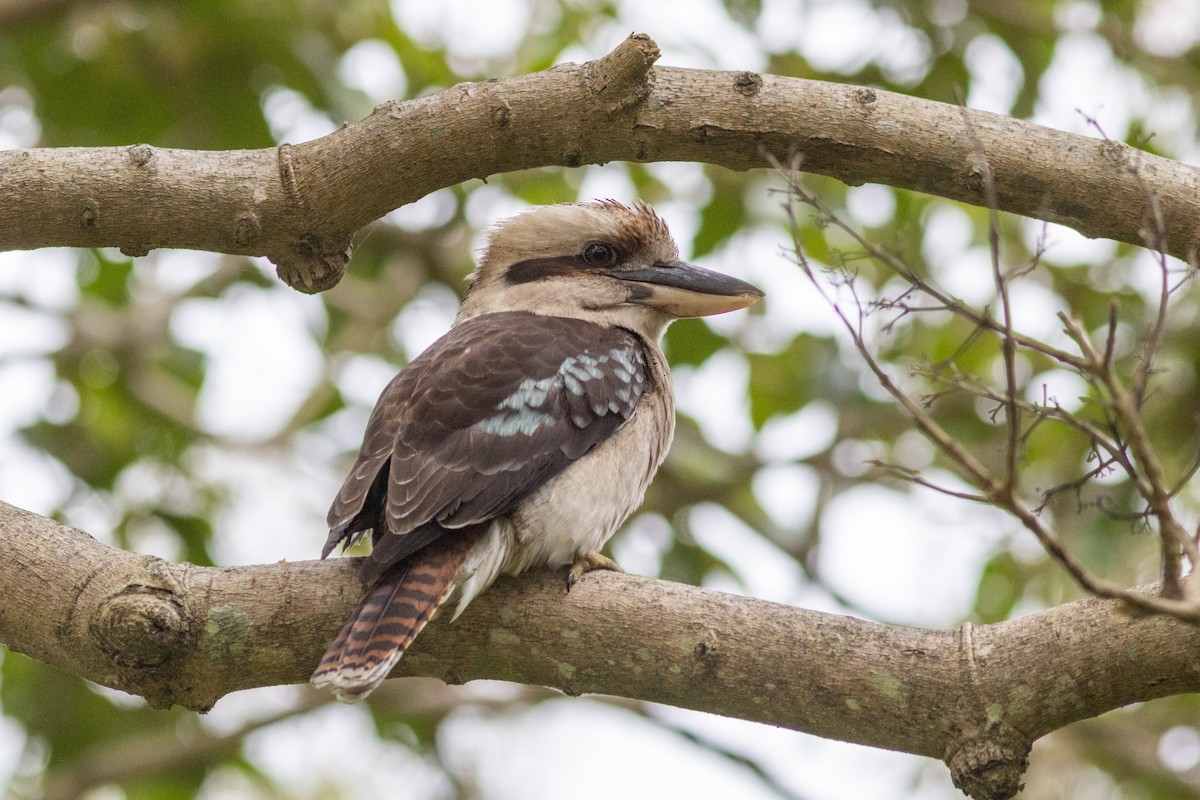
[582,241,617,268]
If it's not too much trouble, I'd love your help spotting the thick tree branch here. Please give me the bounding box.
[2,500,1197,799]
[2,33,1197,293]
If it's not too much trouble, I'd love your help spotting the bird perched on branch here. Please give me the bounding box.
[312,200,763,701]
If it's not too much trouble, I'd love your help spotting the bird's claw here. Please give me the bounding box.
[565,552,623,592]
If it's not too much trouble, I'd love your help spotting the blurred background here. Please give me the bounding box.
[4,1,1200,798]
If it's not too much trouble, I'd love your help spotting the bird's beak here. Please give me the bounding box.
[615,262,764,317]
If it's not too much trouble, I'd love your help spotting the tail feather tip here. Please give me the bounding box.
[310,658,398,703]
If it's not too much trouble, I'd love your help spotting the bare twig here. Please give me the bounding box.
[1069,113,1200,598]
[868,463,992,503]
[958,107,1022,496]
[767,185,1089,373]
[1059,308,1198,597]
[780,153,1200,620]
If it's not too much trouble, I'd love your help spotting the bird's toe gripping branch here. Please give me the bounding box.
[566,551,624,592]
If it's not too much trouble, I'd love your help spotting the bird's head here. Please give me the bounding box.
[458,200,763,339]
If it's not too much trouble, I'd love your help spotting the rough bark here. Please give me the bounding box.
[1,499,1197,800]
[1,34,1197,293]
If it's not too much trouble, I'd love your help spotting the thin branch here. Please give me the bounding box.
[957,106,1022,496]
[1078,110,1173,405]
[782,165,1200,622]
[1067,115,1200,597]
[1102,300,1120,372]
[1134,248,1172,405]
[1099,362,1197,598]
[1167,448,1200,499]
[868,462,992,503]
[770,184,1089,372]
[1058,310,1200,597]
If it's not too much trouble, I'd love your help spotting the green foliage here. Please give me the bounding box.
[746,334,839,427]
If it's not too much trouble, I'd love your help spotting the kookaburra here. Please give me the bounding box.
[312,200,762,701]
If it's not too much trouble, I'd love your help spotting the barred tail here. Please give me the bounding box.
[312,536,474,702]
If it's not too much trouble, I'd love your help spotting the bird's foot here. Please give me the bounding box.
[566,552,623,592]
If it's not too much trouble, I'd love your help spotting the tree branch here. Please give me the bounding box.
[3,499,1199,799]
[2,34,1198,293]
[41,694,326,800]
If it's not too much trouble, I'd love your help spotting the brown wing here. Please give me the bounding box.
[323,311,648,565]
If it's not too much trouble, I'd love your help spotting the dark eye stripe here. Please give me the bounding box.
[503,248,623,285]
[504,256,583,285]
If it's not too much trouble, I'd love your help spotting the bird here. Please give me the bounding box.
[311,200,763,702]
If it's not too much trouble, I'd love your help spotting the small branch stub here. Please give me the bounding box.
[233,212,262,247]
[91,585,190,668]
[946,733,1030,800]
[733,71,763,97]
[79,198,99,232]
[127,144,155,167]
[585,32,660,113]
[274,235,352,294]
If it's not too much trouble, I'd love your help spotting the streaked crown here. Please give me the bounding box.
[466,200,677,288]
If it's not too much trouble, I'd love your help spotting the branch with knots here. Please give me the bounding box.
[4,34,1200,292]
[780,138,1200,619]
[9,499,1200,800]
